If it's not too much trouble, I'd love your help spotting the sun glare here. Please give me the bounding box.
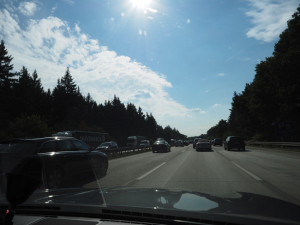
[131,0,151,8]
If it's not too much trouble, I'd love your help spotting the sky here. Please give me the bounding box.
[0,0,299,136]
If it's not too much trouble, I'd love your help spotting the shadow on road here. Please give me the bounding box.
[224,149,252,152]
[195,149,215,152]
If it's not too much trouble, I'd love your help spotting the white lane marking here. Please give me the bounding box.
[231,161,262,181]
[136,162,166,180]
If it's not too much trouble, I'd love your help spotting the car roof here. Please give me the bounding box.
[0,136,76,143]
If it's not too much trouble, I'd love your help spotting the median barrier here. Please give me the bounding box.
[95,145,152,156]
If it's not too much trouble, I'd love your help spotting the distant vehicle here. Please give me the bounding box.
[224,136,245,151]
[193,138,201,149]
[152,140,171,153]
[140,140,150,146]
[52,131,109,149]
[175,140,184,147]
[96,141,118,149]
[127,136,146,147]
[213,138,222,146]
[156,138,164,141]
[170,139,176,145]
[196,139,212,152]
[183,140,189,146]
[0,137,108,189]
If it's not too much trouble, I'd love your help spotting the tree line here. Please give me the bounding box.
[0,41,186,146]
[205,5,300,142]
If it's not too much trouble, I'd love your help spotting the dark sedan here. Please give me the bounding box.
[224,136,245,151]
[96,141,118,149]
[0,137,108,190]
[152,140,171,153]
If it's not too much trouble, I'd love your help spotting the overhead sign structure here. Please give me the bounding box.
[274,122,297,137]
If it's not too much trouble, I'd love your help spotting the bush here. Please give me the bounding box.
[7,114,54,139]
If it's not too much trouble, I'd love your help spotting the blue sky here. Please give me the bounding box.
[0,0,299,136]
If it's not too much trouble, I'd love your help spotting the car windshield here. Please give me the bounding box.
[1,1,300,224]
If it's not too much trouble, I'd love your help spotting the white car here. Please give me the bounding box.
[196,140,212,151]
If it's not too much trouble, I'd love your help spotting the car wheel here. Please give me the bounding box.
[46,166,64,189]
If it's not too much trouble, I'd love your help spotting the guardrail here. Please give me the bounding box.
[95,145,152,156]
[245,141,300,149]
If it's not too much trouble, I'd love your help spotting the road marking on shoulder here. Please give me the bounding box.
[231,161,262,181]
[136,162,166,180]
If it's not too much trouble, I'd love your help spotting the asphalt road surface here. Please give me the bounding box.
[86,144,300,206]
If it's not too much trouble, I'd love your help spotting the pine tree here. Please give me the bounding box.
[0,40,17,89]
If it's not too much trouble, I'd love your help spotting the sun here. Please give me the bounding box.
[131,0,151,8]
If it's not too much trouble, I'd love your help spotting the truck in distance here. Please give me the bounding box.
[127,136,147,147]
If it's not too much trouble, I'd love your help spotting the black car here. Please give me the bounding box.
[0,137,108,190]
[175,140,184,147]
[152,140,171,153]
[224,136,245,151]
[213,138,222,146]
[96,141,118,149]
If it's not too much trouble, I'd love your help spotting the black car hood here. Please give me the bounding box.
[31,187,300,223]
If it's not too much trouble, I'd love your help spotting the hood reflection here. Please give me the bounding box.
[34,187,300,222]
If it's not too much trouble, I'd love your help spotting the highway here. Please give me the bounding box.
[88,144,300,206]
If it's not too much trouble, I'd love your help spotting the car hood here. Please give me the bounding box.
[29,187,300,223]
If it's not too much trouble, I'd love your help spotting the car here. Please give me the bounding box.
[175,140,184,147]
[140,140,150,146]
[183,140,188,146]
[224,136,245,151]
[196,139,212,151]
[152,140,171,153]
[96,141,118,149]
[0,137,109,189]
[193,138,201,149]
[156,138,164,141]
[213,138,222,146]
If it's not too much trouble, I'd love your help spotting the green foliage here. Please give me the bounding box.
[206,4,300,142]
[0,44,186,145]
[8,114,54,139]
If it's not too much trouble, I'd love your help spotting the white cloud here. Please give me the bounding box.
[245,0,299,42]
[205,90,209,92]
[18,1,37,16]
[51,5,57,14]
[143,31,147,36]
[186,19,190,24]
[62,0,74,5]
[121,12,125,16]
[111,17,114,21]
[139,29,142,35]
[213,104,221,107]
[0,9,202,122]
[189,108,205,113]
[217,73,225,76]
[147,16,153,19]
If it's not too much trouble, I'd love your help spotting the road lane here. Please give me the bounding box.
[214,145,300,205]
[85,144,300,206]
[93,145,189,188]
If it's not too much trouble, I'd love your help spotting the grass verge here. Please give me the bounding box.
[246,144,300,152]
